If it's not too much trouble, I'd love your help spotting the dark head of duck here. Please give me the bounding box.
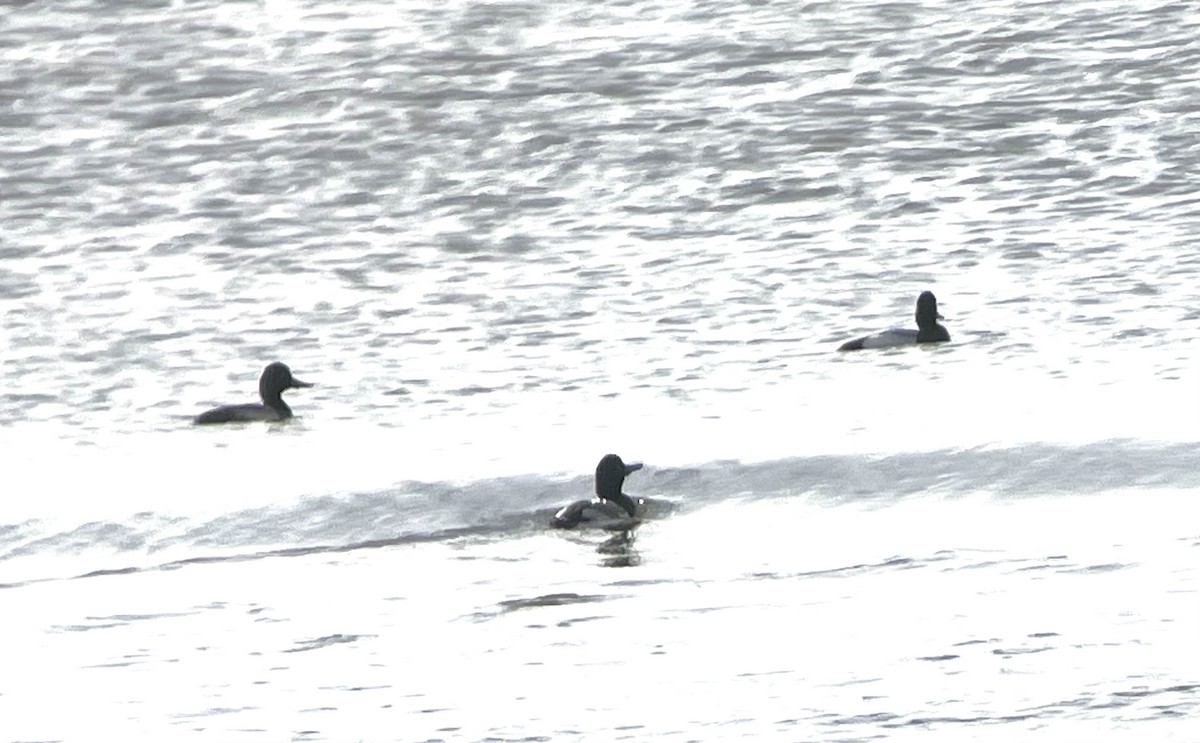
[259,361,312,405]
[596,453,643,517]
[914,290,949,341]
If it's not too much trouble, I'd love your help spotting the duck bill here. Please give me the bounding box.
[624,461,644,475]
[291,378,314,389]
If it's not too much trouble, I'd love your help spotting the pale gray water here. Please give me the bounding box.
[2,0,1199,741]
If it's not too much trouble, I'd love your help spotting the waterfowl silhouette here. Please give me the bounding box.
[838,291,950,351]
[552,454,644,529]
[194,361,313,424]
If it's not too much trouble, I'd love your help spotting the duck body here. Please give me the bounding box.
[194,361,313,425]
[552,498,640,530]
[839,291,949,351]
[194,402,291,424]
[552,454,644,529]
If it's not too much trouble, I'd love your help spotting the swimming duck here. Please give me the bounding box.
[194,361,313,424]
[552,454,644,529]
[838,291,950,351]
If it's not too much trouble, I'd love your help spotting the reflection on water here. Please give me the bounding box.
[597,530,640,568]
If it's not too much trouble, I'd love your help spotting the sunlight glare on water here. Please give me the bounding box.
[2,0,1200,740]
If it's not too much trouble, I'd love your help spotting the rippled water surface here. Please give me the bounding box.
[2,0,1199,740]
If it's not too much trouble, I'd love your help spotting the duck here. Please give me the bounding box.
[838,290,950,351]
[194,361,313,424]
[552,454,644,529]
